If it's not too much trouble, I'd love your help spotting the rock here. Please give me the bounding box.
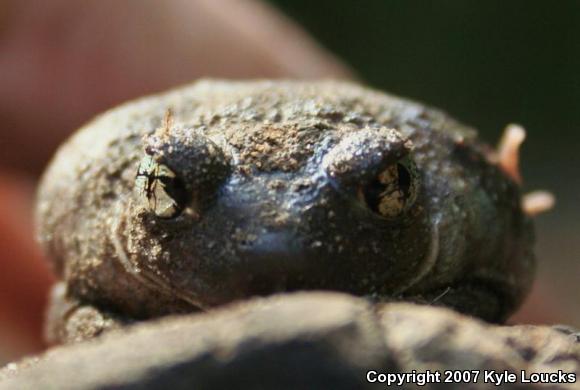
[379,303,580,387]
[0,293,578,389]
[0,293,392,389]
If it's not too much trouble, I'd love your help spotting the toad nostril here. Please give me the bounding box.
[238,239,252,249]
[238,231,298,257]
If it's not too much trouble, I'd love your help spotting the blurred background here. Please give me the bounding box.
[0,0,578,365]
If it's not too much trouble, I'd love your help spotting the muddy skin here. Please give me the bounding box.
[35,80,535,343]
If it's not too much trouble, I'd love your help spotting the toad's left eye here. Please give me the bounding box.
[135,156,188,218]
[357,157,419,219]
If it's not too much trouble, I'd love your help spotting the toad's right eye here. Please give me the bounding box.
[135,156,188,219]
[357,157,419,219]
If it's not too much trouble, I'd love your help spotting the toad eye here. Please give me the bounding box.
[357,157,419,219]
[135,156,188,218]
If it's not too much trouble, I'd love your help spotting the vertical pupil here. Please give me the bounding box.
[363,178,385,213]
[396,163,411,196]
[158,175,188,209]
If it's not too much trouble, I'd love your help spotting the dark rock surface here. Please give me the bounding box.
[1,293,578,389]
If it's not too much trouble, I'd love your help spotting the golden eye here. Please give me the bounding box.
[357,157,419,219]
[135,155,188,218]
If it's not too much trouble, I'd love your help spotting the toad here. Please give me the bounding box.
[35,80,548,343]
